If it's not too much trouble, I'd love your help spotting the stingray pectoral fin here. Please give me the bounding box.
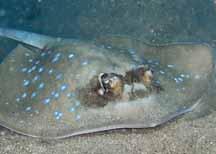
[148,99,202,128]
[52,99,203,140]
[0,27,59,49]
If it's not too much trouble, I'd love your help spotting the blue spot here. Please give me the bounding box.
[35,60,40,65]
[132,55,139,62]
[180,74,185,78]
[31,65,37,71]
[51,91,56,96]
[128,48,136,55]
[21,93,27,99]
[154,61,159,65]
[31,92,37,99]
[81,60,89,66]
[54,92,60,99]
[38,82,45,89]
[34,110,39,114]
[167,64,175,68]
[68,53,74,59]
[159,70,165,74]
[32,75,40,82]
[23,80,30,87]
[38,67,44,73]
[25,53,30,57]
[67,92,75,98]
[177,77,184,82]
[43,98,51,105]
[54,111,58,116]
[56,73,63,80]
[51,53,61,63]
[25,106,32,112]
[41,52,46,57]
[21,67,28,73]
[27,68,33,74]
[48,69,54,75]
[54,111,63,120]
[185,74,190,78]
[28,59,33,63]
[69,107,75,112]
[147,59,153,63]
[174,77,183,84]
[155,80,161,84]
[52,57,59,63]
[60,83,68,91]
[16,97,21,102]
[55,53,61,57]
[75,100,80,107]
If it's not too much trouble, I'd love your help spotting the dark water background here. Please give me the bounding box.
[1,0,216,60]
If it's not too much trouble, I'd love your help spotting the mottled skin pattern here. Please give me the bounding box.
[78,65,164,107]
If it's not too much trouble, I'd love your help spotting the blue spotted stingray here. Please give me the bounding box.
[0,28,214,139]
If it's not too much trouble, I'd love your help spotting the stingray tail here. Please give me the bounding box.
[0,27,58,49]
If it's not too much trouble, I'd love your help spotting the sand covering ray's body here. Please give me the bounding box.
[0,28,214,139]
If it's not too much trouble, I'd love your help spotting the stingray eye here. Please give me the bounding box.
[104,79,109,84]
